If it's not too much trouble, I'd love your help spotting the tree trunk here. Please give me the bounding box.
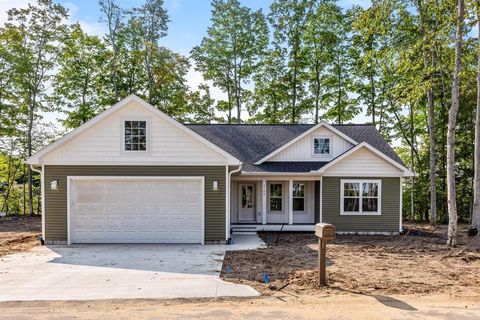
[427,86,437,225]
[369,66,375,127]
[314,59,321,124]
[292,50,298,124]
[27,98,35,217]
[417,0,437,225]
[410,103,415,222]
[226,75,232,124]
[472,2,480,231]
[447,0,465,246]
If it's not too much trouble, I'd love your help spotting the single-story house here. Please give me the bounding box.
[27,95,414,245]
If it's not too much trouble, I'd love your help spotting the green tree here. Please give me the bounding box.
[269,0,313,123]
[192,0,268,123]
[4,0,68,215]
[304,0,344,123]
[52,24,109,129]
[321,9,359,124]
[129,0,169,103]
[99,0,124,102]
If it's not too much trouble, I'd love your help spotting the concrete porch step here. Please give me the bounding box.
[231,226,257,235]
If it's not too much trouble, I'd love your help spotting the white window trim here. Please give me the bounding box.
[292,182,306,213]
[312,135,332,156]
[340,179,382,216]
[121,117,151,155]
[269,182,283,213]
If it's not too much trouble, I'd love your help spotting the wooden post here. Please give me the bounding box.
[318,238,327,286]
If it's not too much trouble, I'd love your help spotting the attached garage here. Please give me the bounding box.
[68,177,204,244]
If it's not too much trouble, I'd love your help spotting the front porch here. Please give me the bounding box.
[229,177,321,233]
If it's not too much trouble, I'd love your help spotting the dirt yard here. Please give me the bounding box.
[1,294,479,320]
[222,224,480,296]
[0,215,41,257]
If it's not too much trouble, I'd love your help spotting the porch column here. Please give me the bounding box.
[288,179,293,225]
[262,180,267,224]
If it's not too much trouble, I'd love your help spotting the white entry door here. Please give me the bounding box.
[69,177,204,244]
[238,183,255,222]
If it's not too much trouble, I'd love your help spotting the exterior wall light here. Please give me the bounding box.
[213,180,218,191]
[50,179,58,190]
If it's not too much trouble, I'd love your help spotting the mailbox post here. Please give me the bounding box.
[315,223,336,286]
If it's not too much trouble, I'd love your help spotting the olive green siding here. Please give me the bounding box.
[322,177,400,232]
[44,166,226,242]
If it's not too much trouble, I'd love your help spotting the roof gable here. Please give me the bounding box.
[253,122,357,164]
[27,95,240,165]
[318,142,414,177]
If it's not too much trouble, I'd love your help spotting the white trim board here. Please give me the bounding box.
[66,175,205,245]
[27,95,240,165]
[254,122,358,165]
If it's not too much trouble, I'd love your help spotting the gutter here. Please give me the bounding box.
[226,163,242,242]
[30,164,42,175]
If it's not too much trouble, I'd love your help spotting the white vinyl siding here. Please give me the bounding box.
[42,102,227,165]
[269,126,353,162]
[323,147,403,176]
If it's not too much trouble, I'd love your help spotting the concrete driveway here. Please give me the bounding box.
[0,236,264,301]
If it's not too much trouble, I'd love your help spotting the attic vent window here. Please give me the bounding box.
[313,137,330,155]
[124,121,147,151]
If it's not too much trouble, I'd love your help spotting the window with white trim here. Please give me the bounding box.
[270,183,283,211]
[292,183,305,211]
[313,137,330,155]
[124,121,147,151]
[341,180,381,215]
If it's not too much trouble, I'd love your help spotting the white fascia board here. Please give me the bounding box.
[253,121,358,165]
[315,142,415,177]
[26,95,241,165]
[240,171,320,176]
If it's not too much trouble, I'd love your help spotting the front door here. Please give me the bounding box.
[239,184,255,222]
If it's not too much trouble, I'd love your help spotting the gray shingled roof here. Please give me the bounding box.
[186,124,405,172]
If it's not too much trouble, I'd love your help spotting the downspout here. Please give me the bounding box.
[30,165,45,244]
[227,163,242,242]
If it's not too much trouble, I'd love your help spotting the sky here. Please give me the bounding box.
[0,0,372,125]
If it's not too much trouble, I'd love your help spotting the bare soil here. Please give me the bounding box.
[1,294,479,320]
[0,215,41,257]
[221,224,480,296]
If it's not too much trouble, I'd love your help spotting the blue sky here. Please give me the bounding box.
[56,0,369,55]
[0,0,371,124]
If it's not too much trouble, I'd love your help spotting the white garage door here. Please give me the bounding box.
[69,177,204,244]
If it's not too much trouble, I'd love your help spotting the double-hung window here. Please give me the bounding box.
[270,183,283,211]
[292,183,305,211]
[341,180,381,215]
[124,120,147,151]
[313,137,330,155]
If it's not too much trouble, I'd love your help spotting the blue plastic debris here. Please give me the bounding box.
[263,272,270,284]
[226,265,233,273]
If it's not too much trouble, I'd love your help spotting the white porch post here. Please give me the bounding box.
[288,179,293,225]
[319,176,323,223]
[262,180,267,224]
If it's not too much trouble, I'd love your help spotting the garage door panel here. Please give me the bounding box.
[70,178,203,244]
